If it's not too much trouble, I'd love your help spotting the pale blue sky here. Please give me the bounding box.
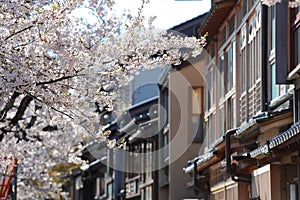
[114,0,211,29]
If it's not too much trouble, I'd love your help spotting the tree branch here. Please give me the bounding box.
[25,116,37,129]
[50,106,74,119]
[36,75,75,86]
[4,25,34,41]
[0,92,21,121]
[10,95,33,127]
[24,91,74,120]
[36,73,87,86]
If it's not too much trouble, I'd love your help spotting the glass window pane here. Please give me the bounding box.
[219,107,225,137]
[232,41,236,86]
[295,28,300,65]
[271,63,278,99]
[271,6,276,50]
[192,88,202,114]
[219,55,225,97]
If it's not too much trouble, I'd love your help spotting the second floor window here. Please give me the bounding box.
[291,7,300,69]
[191,87,204,143]
[225,41,236,93]
[219,42,236,98]
[205,64,216,112]
[271,6,276,52]
[219,54,225,98]
[271,63,279,99]
[219,106,225,137]
[239,24,247,94]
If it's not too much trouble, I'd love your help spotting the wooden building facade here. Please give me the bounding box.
[184,0,300,200]
[69,1,300,200]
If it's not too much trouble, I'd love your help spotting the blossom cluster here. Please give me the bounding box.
[262,0,300,7]
[0,0,206,198]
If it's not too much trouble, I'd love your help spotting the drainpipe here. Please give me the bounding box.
[225,129,251,184]
[192,159,209,197]
[193,158,200,194]
[261,3,269,111]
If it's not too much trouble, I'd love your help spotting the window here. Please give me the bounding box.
[219,106,225,137]
[140,143,154,200]
[145,186,152,200]
[212,190,225,200]
[225,41,236,93]
[127,143,142,178]
[228,96,236,129]
[94,177,105,199]
[228,14,235,37]
[268,5,290,102]
[161,88,169,126]
[145,142,153,181]
[251,165,271,199]
[107,181,113,199]
[226,184,238,200]
[191,87,204,142]
[163,132,169,160]
[271,63,279,99]
[291,7,300,69]
[294,26,300,66]
[208,113,216,149]
[268,6,278,101]
[205,65,216,112]
[220,28,226,47]
[160,87,169,164]
[295,89,300,122]
[248,7,261,87]
[203,114,216,152]
[219,54,225,98]
[239,5,262,123]
[239,25,247,93]
[242,0,247,19]
[211,167,236,200]
[208,43,216,59]
[240,0,259,22]
[271,6,276,51]
[204,119,209,148]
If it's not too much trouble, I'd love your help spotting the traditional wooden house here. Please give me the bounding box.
[157,13,208,200]
[69,103,116,200]
[184,0,300,199]
[69,66,162,200]
[117,96,159,200]
[69,138,115,200]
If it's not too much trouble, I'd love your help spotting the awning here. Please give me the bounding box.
[128,118,159,143]
[184,149,217,174]
[235,112,271,138]
[80,156,107,171]
[268,122,300,149]
[198,0,237,37]
[249,144,269,158]
[249,122,300,158]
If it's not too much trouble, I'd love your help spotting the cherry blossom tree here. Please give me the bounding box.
[262,0,300,7]
[0,0,205,198]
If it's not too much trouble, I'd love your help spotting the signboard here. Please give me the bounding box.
[0,158,17,199]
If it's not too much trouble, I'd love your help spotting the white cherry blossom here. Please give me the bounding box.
[0,0,205,198]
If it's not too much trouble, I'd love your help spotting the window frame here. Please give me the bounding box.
[291,7,300,70]
[190,86,204,143]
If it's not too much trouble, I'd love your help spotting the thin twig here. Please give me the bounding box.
[4,25,34,41]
